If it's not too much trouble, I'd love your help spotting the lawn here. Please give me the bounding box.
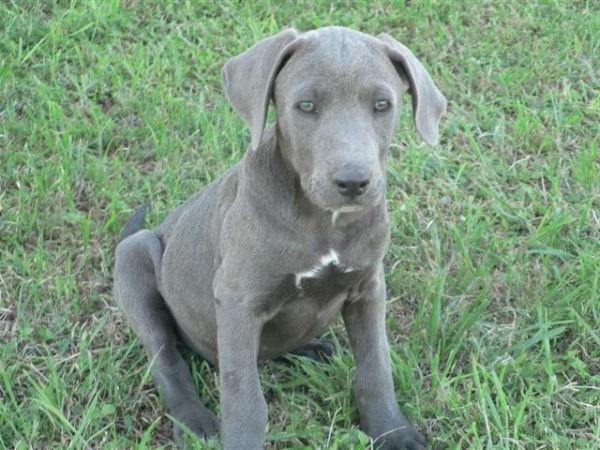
[1,0,598,449]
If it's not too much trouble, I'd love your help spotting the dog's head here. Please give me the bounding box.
[222,27,446,213]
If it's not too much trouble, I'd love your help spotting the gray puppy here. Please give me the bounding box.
[114,26,446,450]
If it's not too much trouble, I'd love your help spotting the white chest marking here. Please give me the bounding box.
[295,249,340,288]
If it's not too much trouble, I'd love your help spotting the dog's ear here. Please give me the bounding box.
[377,33,447,145]
[222,28,301,150]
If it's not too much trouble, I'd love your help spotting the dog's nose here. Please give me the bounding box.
[334,167,370,198]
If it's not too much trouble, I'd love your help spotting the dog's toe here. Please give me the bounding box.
[173,406,220,447]
[288,338,335,362]
[375,425,427,450]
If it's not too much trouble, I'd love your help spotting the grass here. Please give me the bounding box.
[0,0,598,448]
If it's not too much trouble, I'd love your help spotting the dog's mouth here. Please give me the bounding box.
[333,204,364,213]
[327,204,365,226]
[300,173,385,215]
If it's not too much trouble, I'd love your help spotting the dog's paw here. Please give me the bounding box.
[173,406,220,447]
[374,424,427,450]
[289,338,335,362]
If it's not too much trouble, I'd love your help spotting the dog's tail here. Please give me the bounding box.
[118,204,150,243]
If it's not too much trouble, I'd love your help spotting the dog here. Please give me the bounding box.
[114,26,446,449]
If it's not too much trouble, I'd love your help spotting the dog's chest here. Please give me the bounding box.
[272,249,366,306]
[294,249,355,292]
[258,250,369,358]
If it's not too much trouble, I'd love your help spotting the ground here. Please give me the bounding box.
[0,1,598,449]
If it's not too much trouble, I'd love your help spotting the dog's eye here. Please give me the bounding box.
[297,101,316,113]
[374,99,391,112]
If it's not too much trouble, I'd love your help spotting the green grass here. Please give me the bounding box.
[1,0,598,448]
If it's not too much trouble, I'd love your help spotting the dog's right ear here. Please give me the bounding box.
[222,28,301,151]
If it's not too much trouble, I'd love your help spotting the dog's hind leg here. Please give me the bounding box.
[114,230,219,446]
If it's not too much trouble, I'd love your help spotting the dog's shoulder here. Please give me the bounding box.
[156,164,242,245]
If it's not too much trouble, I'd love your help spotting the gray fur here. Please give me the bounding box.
[114,26,445,450]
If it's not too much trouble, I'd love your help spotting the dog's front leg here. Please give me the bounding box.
[216,297,267,450]
[342,265,426,450]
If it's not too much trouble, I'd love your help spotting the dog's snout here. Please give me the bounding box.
[334,167,370,198]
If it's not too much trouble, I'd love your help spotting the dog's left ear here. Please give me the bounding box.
[222,28,302,150]
[377,33,447,145]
